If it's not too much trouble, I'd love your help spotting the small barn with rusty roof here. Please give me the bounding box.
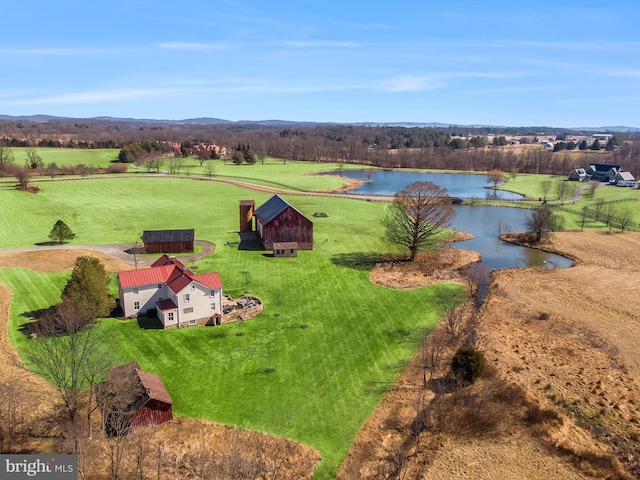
[249,195,313,250]
[142,229,195,254]
[99,362,173,436]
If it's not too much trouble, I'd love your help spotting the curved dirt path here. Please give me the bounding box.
[0,240,216,268]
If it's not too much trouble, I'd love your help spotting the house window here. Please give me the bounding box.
[209,290,215,297]
[210,303,215,310]
[134,301,140,310]
[158,284,162,289]
[191,284,196,290]
[167,312,174,322]
[132,287,139,295]
[184,293,190,303]
[183,307,194,314]
[188,319,197,325]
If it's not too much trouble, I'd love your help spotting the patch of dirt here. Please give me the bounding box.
[0,249,132,273]
[370,248,480,290]
[338,230,640,479]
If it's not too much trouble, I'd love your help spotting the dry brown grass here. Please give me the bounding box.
[338,230,640,480]
[370,247,480,290]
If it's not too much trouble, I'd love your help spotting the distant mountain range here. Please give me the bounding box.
[0,114,638,132]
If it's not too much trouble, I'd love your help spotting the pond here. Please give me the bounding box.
[450,206,572,270]
[333,170,571,270]
[338,169,524,200]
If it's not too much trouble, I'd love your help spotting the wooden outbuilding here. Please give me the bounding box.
[99,362,173,436]
[253,195,313,250]
[273,241,299,257]
[142,229,195,254]
[238,200,255,232]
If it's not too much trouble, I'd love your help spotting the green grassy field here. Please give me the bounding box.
[499,174,640,230]
[8,147,120,168]
[0,176,462,479]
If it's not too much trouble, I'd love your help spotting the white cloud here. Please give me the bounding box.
[380,72,511,92]
[0,47,132,56]
[603,70,640,78]
[281,40,363,48]
[382,76,442,92]
[3,89,165,106]
[157,42,227,51]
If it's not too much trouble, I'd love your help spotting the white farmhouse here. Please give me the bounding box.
[118,255,223,328]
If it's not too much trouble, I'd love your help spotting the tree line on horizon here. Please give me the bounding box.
[1,120,640,177]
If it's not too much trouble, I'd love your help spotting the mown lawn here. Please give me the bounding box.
[8,147,120,168]
[499,173,640,230]
[0,176,463,479]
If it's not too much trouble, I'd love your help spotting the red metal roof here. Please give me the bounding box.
[156,299,177,311]
[193,272,223,289]
[118,265,176,289]
[151,255,185,268]
[119,257,222,292]
[167,273,192,294]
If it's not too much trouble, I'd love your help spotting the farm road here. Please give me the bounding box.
[0,240,216,268]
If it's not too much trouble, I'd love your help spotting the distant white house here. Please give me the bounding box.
[118,255,223,328]
[592,133,613,142]
[568,168,589,182]
[613,171,636,187]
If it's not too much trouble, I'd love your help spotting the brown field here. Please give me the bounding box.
[338,230,640,479]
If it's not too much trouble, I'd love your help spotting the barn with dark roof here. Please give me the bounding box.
[250,195,313,250]
[142,229,195,254]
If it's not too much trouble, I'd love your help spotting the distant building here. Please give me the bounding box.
[586,164,622,182]
[568,168,589,182]
[613,171,636,187]
[592,133,613,142]
[142,229,195,254]
[240,195,313,250]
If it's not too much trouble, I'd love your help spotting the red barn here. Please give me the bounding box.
[99,362,173,436]
[142,229,194,254]
[253,195,313,250]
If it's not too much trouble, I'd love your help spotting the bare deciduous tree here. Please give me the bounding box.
[382,181,455,261]
[617,209,634,232]
[25,305,114,422]
[487,169,507,188]
[0,147,15,170]
[0,372,27,452]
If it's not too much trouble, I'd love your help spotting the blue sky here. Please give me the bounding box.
[1,0,639,127]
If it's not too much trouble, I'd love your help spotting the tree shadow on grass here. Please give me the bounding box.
[330,252,383,271]
[34,241,63,246]
[18,307,54,337]
[364,380,392,396]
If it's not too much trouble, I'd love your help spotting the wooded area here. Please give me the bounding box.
[2,119,640,176]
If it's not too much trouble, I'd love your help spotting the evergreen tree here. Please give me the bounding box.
[49,219,74,244]
[244,148,257,164]
[60,256,114,326]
